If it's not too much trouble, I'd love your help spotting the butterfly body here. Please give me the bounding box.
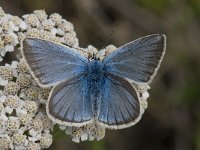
[85,60,105,117]
[22,34,166,129]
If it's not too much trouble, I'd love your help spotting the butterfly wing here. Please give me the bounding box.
[47,75,94,126]
[97,73,142,129]
[103,34,166,83]
[22,38,89,87]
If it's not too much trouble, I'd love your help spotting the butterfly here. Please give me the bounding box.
[22,34,166,129]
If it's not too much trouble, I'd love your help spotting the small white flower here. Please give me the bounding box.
[3,95,20,115]
[38,88,50,104]
[16,74,32,88]
[0,114,8,121]
[31,118,44,131]
[15,100,27,115]
[56,28,64,36]
[23,14,40,27]
[0,66,14,81]
[86,45,99,58]
[0,102,4,113]
[59,20,74,32]
[28,129,40,139]
[9,22,19,32]
[23,100,38,114]
[5,61,19,69]
[4,81,20,95]
[24,87,39,101]
[19,114,32,126]
[27,142,41,150]
[17,59,29,73]
[51,28,58,35]
[81,133,88,141]
[41,19,54,31]
[19,21,27,31]
[0,94,6,103]
[33,10,47,21]
[59,125,67,130]
[4,44,14,52]
[72,136,80,143]
[40,133,53,149]
[6,117,20,132]
[27,28,40,38]
[65,122,106,143]
[142,91,150,100]
[88,135,95,141]
[0,76,8,86]
[49,13,62,25]
[0,7,5,16]
[140,94,149,110]
[0,49,6,57]
[4,106,14,114]
[0,135,12,150]
[0,115,7,128]
[12,133,27,146]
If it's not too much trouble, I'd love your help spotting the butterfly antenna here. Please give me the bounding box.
[101,28,115,50]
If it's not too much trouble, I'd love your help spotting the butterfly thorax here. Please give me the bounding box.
[87,60,105,82]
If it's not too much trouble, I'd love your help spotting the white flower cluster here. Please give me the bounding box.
[0,6,151,146]
[66,122,105,143]
[0,8,78,62]
[0,60,53,150]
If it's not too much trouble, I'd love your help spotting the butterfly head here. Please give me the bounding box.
[91,53,100,61]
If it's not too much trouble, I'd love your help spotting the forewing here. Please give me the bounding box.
[47,75,94,126]
[97,74,141,129]
[103,34,166,83]
[22,38,89,87]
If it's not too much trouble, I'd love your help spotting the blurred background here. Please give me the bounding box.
[0,0,200,150]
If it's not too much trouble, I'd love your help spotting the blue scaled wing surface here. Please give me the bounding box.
[103,34,166,83]
[47,75,94,126]
[22,38,89,87]
[97,74,141,129]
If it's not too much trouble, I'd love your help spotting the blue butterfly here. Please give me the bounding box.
[22,34,166,129]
